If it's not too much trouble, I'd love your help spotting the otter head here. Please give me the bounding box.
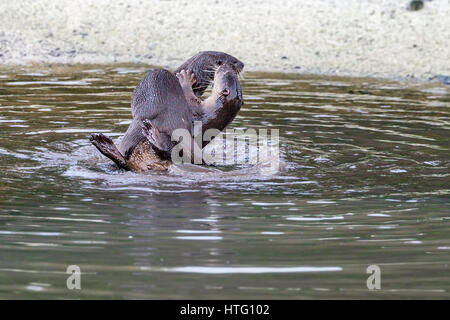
[211,64,243,103]
[198,63,243,136]
[175,51,244,97]
[205,51,244,74]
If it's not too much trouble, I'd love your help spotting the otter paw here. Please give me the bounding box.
[142,119,174,155]
[141,119,161,147]
[176,69,196,88]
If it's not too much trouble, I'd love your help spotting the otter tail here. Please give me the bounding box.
[90,133,129,170]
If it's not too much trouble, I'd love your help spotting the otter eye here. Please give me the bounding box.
[216,60,222,66]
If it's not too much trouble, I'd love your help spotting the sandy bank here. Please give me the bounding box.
[0,0,449,79]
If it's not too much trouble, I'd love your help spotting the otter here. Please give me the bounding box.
[90,63,243,172]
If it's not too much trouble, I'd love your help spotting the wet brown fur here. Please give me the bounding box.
[126,140,170,172]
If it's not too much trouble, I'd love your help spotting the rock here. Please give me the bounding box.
[408,0,424,11]
[435,75,450,85]
[49,48,61,57]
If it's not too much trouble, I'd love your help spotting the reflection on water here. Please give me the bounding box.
[0,64,449,299]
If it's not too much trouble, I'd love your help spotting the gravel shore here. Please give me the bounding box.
[0,0,449,79]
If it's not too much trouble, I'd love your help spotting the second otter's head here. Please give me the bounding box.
[212,64,243,103]
[174,51,244,98]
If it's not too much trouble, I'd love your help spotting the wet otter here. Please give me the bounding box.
[90,63,243,172]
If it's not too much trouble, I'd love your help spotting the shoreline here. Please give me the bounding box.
[1,62,446,87]
[1,0,449,80]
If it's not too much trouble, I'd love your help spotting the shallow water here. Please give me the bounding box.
[0,64,449,299]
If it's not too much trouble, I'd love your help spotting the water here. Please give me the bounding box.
[0,64,449,299]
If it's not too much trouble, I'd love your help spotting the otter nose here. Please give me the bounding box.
[235,61,244,72]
